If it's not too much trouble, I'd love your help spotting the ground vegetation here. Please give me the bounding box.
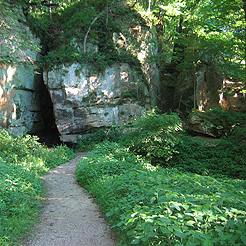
[0,130,76,244]
[76,109,246,245]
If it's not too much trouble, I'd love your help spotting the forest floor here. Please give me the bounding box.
[24,153,117,246]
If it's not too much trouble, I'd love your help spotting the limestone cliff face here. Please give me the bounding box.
[2,2,241,143]
[44,63,150,142]
[0,2,160,141]
[0,64,45,136]
[0,4,45,136]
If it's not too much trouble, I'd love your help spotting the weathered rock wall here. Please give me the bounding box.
[1,2,160,141]
[0,63,45,136]
[44,19,160,142]
[44,63,149,142]
[0,4,45,136]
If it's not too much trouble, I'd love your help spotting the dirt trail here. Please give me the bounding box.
[25,153,117,246]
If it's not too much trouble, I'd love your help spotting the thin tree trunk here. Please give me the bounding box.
[49,0,52,21]
[243,0,246,69]
[148,0,151,13]
[243,0,246,23]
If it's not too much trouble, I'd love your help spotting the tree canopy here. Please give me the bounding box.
[134,0,245,80]
[1,0,245,80]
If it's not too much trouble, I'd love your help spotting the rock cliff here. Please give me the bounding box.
[44,63,151,142]
[0,3,46,136]
[1,2,159,142]
[1,1,243,143]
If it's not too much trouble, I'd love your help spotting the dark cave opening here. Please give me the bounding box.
[36,80,61,147]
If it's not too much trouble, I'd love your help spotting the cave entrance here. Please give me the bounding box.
[37,81,61,147]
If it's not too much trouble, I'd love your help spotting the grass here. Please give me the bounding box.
[0,130,76,245]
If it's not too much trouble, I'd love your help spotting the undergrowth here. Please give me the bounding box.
[0,130,76,245]
[167,133,246,179]
[76,141,246,245]
[76,109,246,245]
[76,109,246,179]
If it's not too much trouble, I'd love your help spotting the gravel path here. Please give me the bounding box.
[25,153,117,246]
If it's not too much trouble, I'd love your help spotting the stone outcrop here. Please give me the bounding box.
[220,80,246,112]
[0,3,45,136]
[0,64,45,136]
[43,16,160,142]
[1,2,160,142]
[44,63,150,142]
[187,110,230,137]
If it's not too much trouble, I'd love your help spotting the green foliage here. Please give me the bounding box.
[76,141,246,246]
[75,110,182,163]
[0,1,40,65]
[75,126,123,151]
[76,109,246,179]
[25,0,147,76]
[229,125,246,142]
[0,130,76,244]
[167,133,246,180]
[205,108,246,127]
[76,141,144,187]
[129,0,245,85]
[120,109,182,163]
[164,110,246,179]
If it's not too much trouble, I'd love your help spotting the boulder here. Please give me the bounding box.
[187,110,230,137]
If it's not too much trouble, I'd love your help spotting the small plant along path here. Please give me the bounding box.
[25,152,117,246]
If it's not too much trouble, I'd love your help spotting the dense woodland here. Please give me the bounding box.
[0,0,246,245]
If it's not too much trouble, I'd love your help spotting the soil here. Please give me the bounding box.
[24,152,118,246]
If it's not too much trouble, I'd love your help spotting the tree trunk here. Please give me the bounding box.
[243,0,246,23]
[243,0,246,69]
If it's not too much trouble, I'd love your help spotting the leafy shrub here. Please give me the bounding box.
[205,108,246,126]
[0,130,76,244]
[76,142,246,246]
[167,133,246,179]
[119,109,182,164]
[75,126,122,151]
[76,110,182,163]
[43,145,76,169]
[228,125,246,142]
[76,141,145,187]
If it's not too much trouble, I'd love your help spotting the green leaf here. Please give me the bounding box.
[203,238,213,246]
[174,230,187,239]
[227,220,235,228]
[130,239,140,245]
[171,202,181,211]
[183,204,190,210]
[186,220,196,227]
[106,212,112,217]
[143,223,151,234]
[218,216,227,221]
[160,227,170,235]
[241,235,246,245]
[159,218,171,225]
[147,232,158,238]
